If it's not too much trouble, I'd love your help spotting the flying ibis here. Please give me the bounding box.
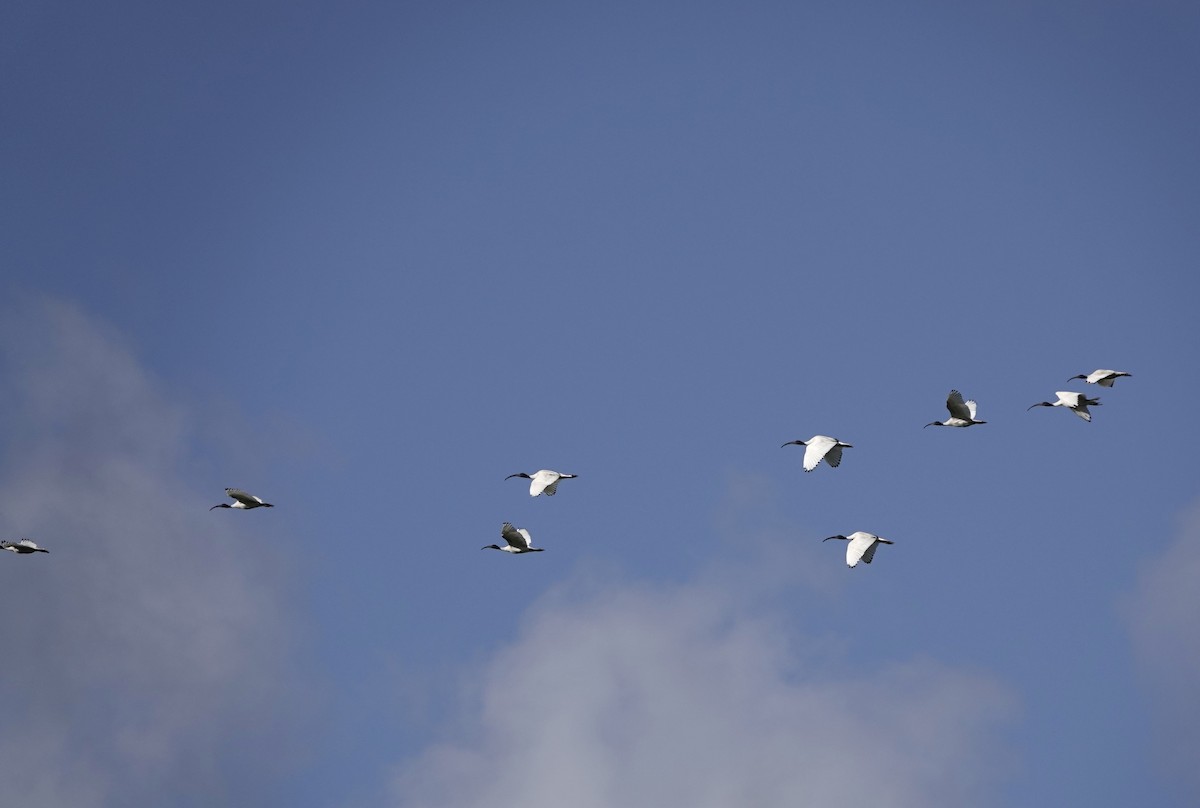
[505,469,576,497]
[1027,392,1101,422]
[781,435,852,472]
[482,522,544,554]
[1,539,49,554]
[925,389,986,428]
[1068,369,1131,387]
[823,532,892,568]
[210,488,274,510]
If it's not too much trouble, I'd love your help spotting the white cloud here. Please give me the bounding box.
[1123,501,1200,800]
[391,576,1016,808]
[0,300,304,807]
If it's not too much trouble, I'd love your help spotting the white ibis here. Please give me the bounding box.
[210,488,274,510]
[781,435,852,472]
[505,469,576,497]
[1068,369,1131,387]
[925,389,986,428]
[823,532,892,568]
[1027,392,1101,422]
[482,522,544,554]
[1,539,49,554]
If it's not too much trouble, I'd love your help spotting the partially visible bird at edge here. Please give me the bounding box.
[1,539,49,554]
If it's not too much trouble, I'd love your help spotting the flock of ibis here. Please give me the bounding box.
[480,367,1131,568]
[1,369,1130,568]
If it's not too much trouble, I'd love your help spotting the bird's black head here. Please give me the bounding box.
[923,421,941,428]
[1026,402,1050,410]
[505,473,531,481]
[781,440,806,448]
[482,544,502,551]
[822,535,847,542]
[1068,374,1087,382]
[210,504,231,510]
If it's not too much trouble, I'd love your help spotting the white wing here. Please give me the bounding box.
[1055,392,1082,407]
[1089,369,1126,386]
[17,539,41,550]
[226,489,264,506]
[965,399,978,420]
[528,470,559,497]
[1071,406,1092,422]
[803,436,838,472]
[845,533,875,567]
[860,539,882,564]
[945,390,972,421]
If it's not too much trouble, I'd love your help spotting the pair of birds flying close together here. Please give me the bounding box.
[1028,369,1129,423]
[4,488,278,559]
[780,389,987,473]
[482,470,577,553]
[4,489,277,559]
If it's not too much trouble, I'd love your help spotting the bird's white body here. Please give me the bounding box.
[1,539,49,554]
[483,522,544,554]
[506,469,576,497]
[782,435,853,472]
[925,389,986,428]
[1070,369,1131,387]
[1028,391,1101,422]
[823,531,892,568]
[210,488,274,510]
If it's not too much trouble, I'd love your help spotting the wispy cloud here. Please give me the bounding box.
[391,572,1016,808]
[1123,501,1200,801]
[0,300,304,807]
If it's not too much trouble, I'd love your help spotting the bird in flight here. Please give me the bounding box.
[210,488,274,510]
[1067,369,1131,388]
[781,435,853,472]
[1027,392,1101,422]
[505,469,577,497]
[482,522,545,554]
[925,389,987,428]
[823,532,892,567]
[1,538,49,554]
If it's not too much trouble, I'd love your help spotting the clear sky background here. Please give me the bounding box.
[3,2,1199,806]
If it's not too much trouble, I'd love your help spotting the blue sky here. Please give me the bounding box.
[3,1,1199,806]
